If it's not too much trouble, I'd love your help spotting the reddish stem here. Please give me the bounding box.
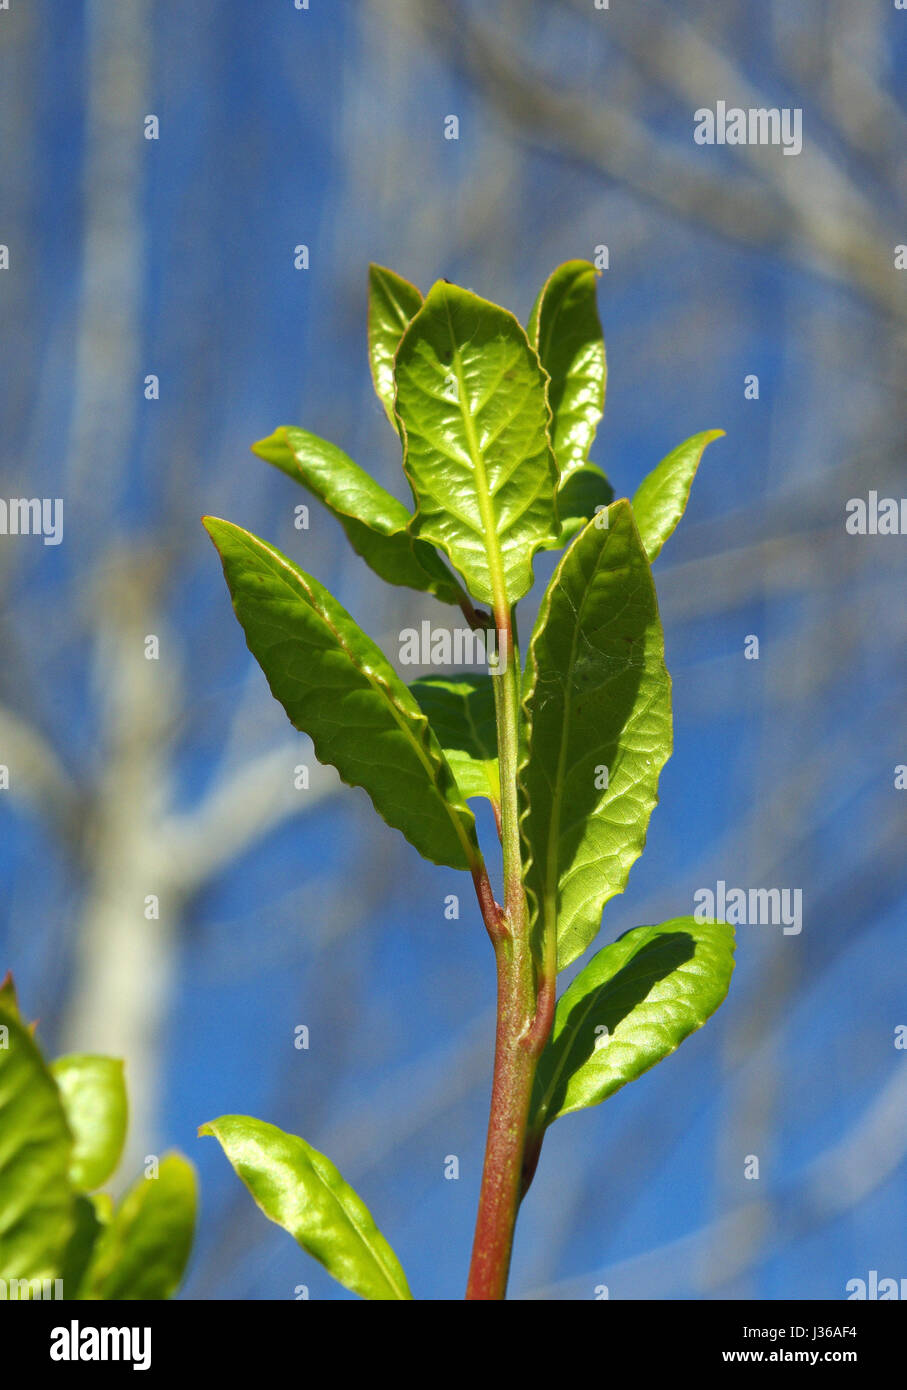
[465,604,555,1299]
[465,938,537,1299]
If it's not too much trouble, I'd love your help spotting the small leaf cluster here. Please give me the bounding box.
[202,261,734,1299]
[0,974,196,1299]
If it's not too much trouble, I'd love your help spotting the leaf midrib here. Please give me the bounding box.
[529,521,614,956]
[378,268,419,335]
[305,1147,410,1300]
[443,296,508,618]
[534,926,658,1124]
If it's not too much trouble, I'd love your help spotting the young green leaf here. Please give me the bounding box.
[395,281,559,610]
[410,674,500,808]
[50,1055,128,1192]
[530,919,735,1131]
[0,1004,74,1281]
[545,462,614,550]
[632,429,724,561]
[0,971,20,1016]
[368,263,423,428]
[519,500,672,971]
[200,1115,413,1301]
[81,1153,197,1299]
[60,1193,109,1298]
[205,517,480,871]
[528,259,607,479]
[252,427,463,604]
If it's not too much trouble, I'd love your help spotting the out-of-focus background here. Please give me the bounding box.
[1,0,905,1300]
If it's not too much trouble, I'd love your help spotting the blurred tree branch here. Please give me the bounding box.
[162,745,339,898]
[525,1063,907,1299]
[409,0,903,321]
[0,705,83,848]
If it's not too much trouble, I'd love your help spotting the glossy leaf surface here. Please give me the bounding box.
[83,1154,196,1300]
[410,674,500,806]
[531,919,735,1128]
[528,260,606,478]
[395,281,559,608]
[632,429,724,560]
[205,518,478,870]
[201,1115,412,1301]
[0,1005,73,1281]
[252,427,461,603]
[368,263,423,427]
[51,1054,128,1192]
[520,501,672,970]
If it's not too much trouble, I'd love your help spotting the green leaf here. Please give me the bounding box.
[528,259,607,479]
[0,972,20,1016]
[0,1004,74,1281]
[252,427,462,605]
[61,1193,109,1298]
[410,674,500,807]
[632,429,724,561]
[200,1115,412,1301]
[50,1055,128,1192]
[395,281,559,609]
[368,263,423,429]
[545,462,614,550]
[82,1153,196,1300]
[530,918,735,1130]
[205,517,479,871]
[519,500,672,971]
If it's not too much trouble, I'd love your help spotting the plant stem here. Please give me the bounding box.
[465,938,538,1299]
[466,606,552,1300]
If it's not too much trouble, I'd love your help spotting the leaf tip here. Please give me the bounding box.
[250,426,290,461]
[202,516,233,546]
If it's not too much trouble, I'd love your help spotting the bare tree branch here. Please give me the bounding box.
[410,0,902,321]
[161,744,339,896]
[0,705,82,847]
[524,1063,907,1299]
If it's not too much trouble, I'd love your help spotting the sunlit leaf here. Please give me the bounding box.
[632,429,724,561]
[82,1154,196,1300]
[205,518,480,871]
[528,259,606,479]
[201,1115,412,1301]
[395,281,559,608]
[0,1004,73,1282]
[253,427,462,604]
[519,500,672,970]
[531,919,735,1129]
[51,1055,128,1192]
[368,263,423,428]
